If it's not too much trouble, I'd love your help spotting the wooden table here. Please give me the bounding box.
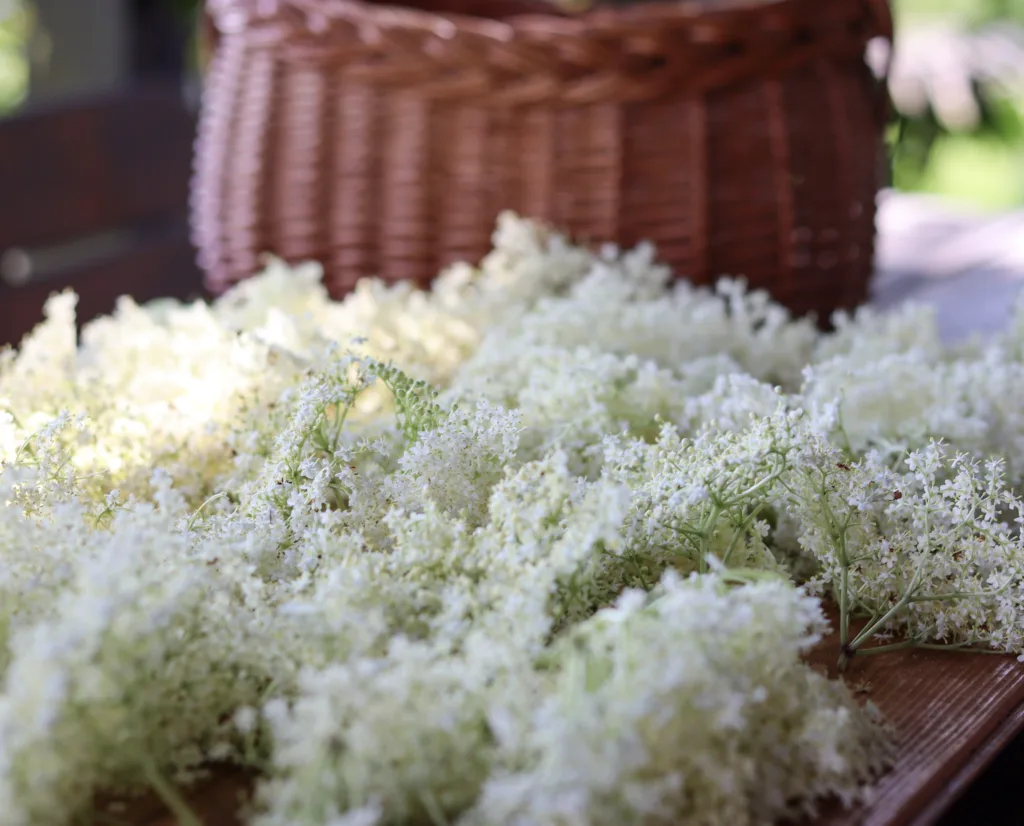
[873,190,1024,345]
[810,617,1024,826]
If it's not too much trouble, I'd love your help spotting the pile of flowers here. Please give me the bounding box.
[3,214,1024,825]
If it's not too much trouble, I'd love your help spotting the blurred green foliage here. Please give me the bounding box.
[892,0,1024,209]
[899,0,1024,24]
[0,0,29,115]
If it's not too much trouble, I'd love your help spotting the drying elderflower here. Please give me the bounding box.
[787,437,1024,668]
[463,574,891,826]
[9,212,1024,825]
[259,575,892,826]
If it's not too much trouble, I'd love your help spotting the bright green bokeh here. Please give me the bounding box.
[891,0,1024,209]
[0,0,29,115]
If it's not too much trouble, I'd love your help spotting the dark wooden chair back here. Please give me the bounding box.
[0,81,204,348]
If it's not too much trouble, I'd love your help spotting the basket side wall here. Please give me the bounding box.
[191,35,884,319]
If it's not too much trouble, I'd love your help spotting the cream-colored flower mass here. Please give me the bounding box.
[4,213,1024,825]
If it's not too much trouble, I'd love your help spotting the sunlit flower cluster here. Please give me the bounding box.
[4,212,1024,825]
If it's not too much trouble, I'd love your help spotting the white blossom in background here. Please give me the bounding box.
[801,349,988,460]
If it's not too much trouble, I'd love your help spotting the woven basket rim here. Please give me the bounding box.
[208,0,893,44]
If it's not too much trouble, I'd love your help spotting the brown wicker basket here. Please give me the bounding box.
[193,0,893,319]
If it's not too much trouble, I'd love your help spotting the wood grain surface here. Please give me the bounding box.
[809,616,1024,826]
[95,608,1024,826]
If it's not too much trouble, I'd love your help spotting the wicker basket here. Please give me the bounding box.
[193,0,893,319]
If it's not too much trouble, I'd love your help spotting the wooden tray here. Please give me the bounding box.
[809,617,1024,826]
[103,617,1024,826]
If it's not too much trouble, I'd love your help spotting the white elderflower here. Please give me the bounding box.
[0,482,275,825]
[815,302,946,366]
[394,400,521,525]
[604,410,799,581]
[785,436,1024,667]
[19,212,1018,826]
[462,573,891,826]
[449,345,700,476]
[254,641,536,826]
[801,349,988,460]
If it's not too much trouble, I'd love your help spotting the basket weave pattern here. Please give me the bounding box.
[194,0,892,318]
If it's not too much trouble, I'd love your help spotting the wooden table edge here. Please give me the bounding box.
[906,701,1024,826]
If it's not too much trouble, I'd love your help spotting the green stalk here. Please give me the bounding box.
[720,503,765,567]
[696,505,720,575]
[817,486,852,653]
[723,461,786,508]
[142,760,202,826]
[848,639,918,656]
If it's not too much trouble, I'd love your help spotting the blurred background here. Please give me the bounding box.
[0,0,202,114]
[886,0,1024,210]
[5,0,1024,351]
[4,0,1024,350]
[8,0,1024,209]
[0,0,201,112]
[0,0,207,348]
[5,0,1024,349]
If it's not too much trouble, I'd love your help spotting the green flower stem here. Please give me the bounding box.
[909,583,1012,603]
[142,759,202,826]
[847,639,918,656]
[722,457,788,509]
[843,543,938,668]
[329,400,351,451]
[913,642,1005,654]
[696,505,721,575]
[815,479,853,653]
[839,486,944,670]
[720,503,765,567]
[848,638,1008,658]
[186,491,227,531]
[847,579,921,656]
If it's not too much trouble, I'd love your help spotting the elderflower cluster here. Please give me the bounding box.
[787,438,1024,661]
[259,575,891,826]
[463,574,891,826]
[7,211,1024,825]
